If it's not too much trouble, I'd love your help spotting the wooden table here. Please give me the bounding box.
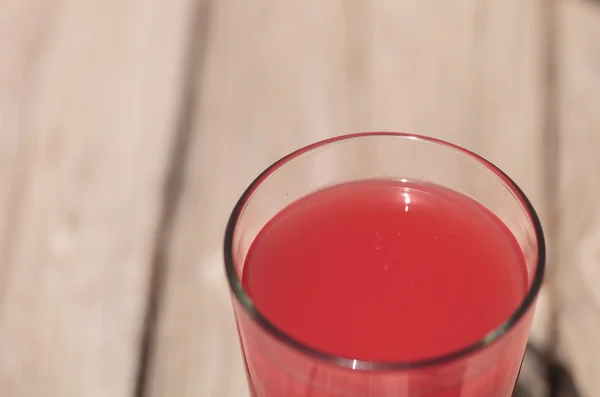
[1,0,599,396]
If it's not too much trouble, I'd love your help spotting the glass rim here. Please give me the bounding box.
[224,132,546,371]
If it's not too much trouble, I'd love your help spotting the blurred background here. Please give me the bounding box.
[0,0,598,396]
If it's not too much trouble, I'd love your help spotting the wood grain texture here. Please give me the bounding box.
[367,0,546,212]
[146,1,548,396]
[0,0,194,396]
[556,1,600,396]
[144,2,351,396]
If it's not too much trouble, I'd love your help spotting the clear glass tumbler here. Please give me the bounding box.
[224,133,545,397]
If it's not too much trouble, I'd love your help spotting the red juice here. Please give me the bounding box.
[239,179,529,396]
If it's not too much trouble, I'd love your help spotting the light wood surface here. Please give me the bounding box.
[145,1,548,396]
[556,1,600,396]
[0,0,193,396]
[1,0,598,396]
[144,2,352,395]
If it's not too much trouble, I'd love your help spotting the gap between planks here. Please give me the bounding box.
[133,1,214,396]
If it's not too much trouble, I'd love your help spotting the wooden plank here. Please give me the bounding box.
[144,2,351,396]
[555,1,600,396]
[145,1,547,396]
[368,0,546,215]
[0,0,194,396]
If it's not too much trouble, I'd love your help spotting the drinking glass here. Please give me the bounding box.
[224,132,545,397]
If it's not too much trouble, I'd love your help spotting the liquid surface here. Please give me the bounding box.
[242,179,527,362]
